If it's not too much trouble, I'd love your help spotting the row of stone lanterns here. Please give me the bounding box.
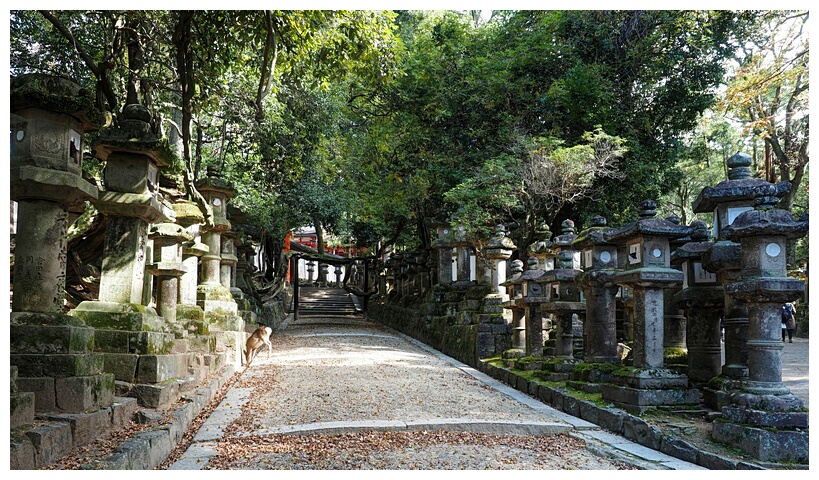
[9,74,260,419]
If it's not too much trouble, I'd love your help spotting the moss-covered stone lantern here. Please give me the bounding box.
[573,215,620,364]
[601,200,699,413]
[712,186,809,464]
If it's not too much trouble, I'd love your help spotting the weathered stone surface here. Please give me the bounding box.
[660,436,699,464]
[17,376,56,411]
[102,353,139,382]
[721,405,808,428]
[10,431,37,470]
[712,421,808,463]
[71,301,163,331]
[48,408,113,448]
[136,354,189,383]
[24,421,74,468]
[601,384,699,407]
[10,391,35,428]
[11,166,99,213]
[622,415,662,450]
[54,373,115,412]
[10,73,109,132]
[110,397,140,430]
[10,324,94,354]
[10,353,105,377]
[110,436,153,469]
[93,329,132,353]
[611,368,690,389]
[130,382,181,409]
[130,331,177,355]
[596,407,626,433]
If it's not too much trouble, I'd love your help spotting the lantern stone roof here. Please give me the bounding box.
[604,200,693,243]
[92,103,176,166]
[486,225,516,250]
[195,165,236,197]
[573,215,615,249]
[671,221,712,264]
[692,152,789,213]
[722,192,809,241]
[10,73,110,131]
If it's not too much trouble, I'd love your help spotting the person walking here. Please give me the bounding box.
[782,302,797,343]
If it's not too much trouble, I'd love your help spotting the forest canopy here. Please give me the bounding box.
[9,9,809,277]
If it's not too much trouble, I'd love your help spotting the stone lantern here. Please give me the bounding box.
[671,220,723,388]
[484,225,516,301]
[713,187,808,463]
[416,251,431,296]
[551,220,580,268]
[663,214,688,351]
[402,254,416,296]
[540,250,585,377]
[431,220,454,286]
[501,259,526,354]
[70,101,190,395]
[10,73,115,415]
[10,74,104,314]
[390,252,403,296]
[195,166,239,315]
[519,257,548,358]
[319,263,330,288]
[693,152,783,381]
[146,222,192,327]
[573,215,620,364]
[452,226,473,287]
[527,223,554,271]
[173,200,209,334]
[220,231,239,294]
[335,264,344,287]
[307,261,316,284]
[601,199,699,413]
[543,219,582,355]
[85,103,176,308]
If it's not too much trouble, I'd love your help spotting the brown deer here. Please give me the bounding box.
[243,325,273,366]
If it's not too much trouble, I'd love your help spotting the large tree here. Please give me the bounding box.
[719,10,809,213]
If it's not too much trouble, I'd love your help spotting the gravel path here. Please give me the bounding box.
[190,316,636,470]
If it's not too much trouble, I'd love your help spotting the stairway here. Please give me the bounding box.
[297,287,360,317]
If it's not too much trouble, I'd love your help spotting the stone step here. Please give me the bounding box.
[296,288,359,316]
[10,366,35,428]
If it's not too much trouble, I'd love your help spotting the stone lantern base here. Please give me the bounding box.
[539,358,583,381]
[712,393,808,463]
[700,377,745,411]
[197,283,239,316]
[10,312,115,414]
[601,367,700,415]
[196,284,248,365]
[69,301,210,409]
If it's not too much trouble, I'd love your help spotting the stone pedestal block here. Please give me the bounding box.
[54,374,116,412]
[71,301,164,331]
[136,355,190,383]
[10,353,105,378]
[601,367,699,414]
[711,421,808,464]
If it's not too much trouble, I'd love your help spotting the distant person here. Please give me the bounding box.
[782,302,797,343]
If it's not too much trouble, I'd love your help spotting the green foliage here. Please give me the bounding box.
[444,128,626,248]
[13,9,789,283]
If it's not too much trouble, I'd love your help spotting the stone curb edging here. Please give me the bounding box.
[475,360,768,470]
[79,364,237,470]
